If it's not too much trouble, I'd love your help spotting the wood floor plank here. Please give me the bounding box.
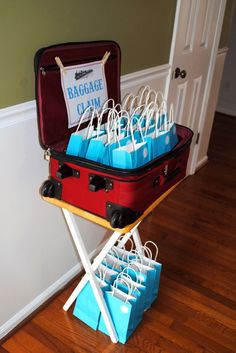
[1,112,236,352]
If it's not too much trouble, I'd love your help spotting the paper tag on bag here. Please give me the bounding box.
[60,61,108,128]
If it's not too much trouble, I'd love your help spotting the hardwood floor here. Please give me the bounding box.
[1,112,236,352]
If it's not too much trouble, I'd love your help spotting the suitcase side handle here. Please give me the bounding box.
[165,166,181,183]
[153,161,181,188]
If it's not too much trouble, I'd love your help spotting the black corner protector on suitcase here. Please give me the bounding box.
[106,202,142,229]
[40,178,62,199]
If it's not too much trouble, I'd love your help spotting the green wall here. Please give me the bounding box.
[0,0,176,109]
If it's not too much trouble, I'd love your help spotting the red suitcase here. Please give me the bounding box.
[35,41,193,229]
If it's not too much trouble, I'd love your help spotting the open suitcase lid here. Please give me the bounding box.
[34,41,121,150]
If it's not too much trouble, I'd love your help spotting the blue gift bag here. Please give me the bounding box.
[73,278,109,330]
[85,108,119,165]
[118,269,146,325]
[126,261,156,310]
[85,135,107,162]
[167,104,178,149]
[112,117,150,169]
[66,106,96,157]
[103,253,127,273]
[138,241,162,304]
[152,129,172,158]
[98,278,138,344]
[96,263,118,285]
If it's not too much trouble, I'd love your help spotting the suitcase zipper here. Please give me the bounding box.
[39,55,116,76]
[50,129,193,180]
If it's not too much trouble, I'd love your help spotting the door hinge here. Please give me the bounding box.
[196,132,200,145]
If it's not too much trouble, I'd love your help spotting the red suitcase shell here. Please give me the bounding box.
[35,41,193,228]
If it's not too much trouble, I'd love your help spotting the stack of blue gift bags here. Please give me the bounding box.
[66,86,178,169]
[73,239,162,344]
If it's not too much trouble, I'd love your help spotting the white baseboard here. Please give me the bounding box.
[0,240,106,340]
[216,106,236,118]
[196,156,208,171]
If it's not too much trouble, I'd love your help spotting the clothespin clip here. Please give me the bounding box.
[55,56,66,74]
[101,51,110,66]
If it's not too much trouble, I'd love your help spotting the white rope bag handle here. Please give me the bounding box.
[143,102,159,136]
[129,103,146,128]
[74,106,95,134]
[106,247,123,271]
[145,88,158,106]
[169,103,174,125]
[98,258,113,281]
[121,93,135,111]
[129,115,146,148]
[127,249,144,264]
[154,106,162,138]
[137,245,155,267]
[117,233,134,251]
[112,275,134,302]
[85,109,101,139]
[114,235,134,262]
[159,100,169,131]
[144,240,159,262]
[137,85,151,106]
[156,91,165,106]
[101,98,116,111]
[122,266,141,285]
[117,109,131,139]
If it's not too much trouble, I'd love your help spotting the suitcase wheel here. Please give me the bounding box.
[40,180,55,198]
[110,210,125,229]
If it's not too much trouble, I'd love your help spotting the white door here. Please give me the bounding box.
[167,0,226,174]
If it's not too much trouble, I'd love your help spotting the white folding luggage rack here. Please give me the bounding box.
[42,182,179,343]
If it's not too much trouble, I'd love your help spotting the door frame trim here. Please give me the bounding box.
[166,0,227,175]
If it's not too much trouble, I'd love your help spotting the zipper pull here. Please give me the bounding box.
[44,148,51,161]
[40,67,46,76]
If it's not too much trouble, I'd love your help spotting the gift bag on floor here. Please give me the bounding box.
[136,241,162,304]
[127,257,157,310]
[117,268,146,326]
[73,277,109,330]
[96,263,118,284]
[98,277,138,344]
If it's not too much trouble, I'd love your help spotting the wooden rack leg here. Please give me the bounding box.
[63,222,141,313]
[63,229,121,312]
[132,228,143,252]
[62,208,118,343]
[116,221,141,249]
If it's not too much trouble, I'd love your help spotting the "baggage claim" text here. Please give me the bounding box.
[66,79,104,116]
